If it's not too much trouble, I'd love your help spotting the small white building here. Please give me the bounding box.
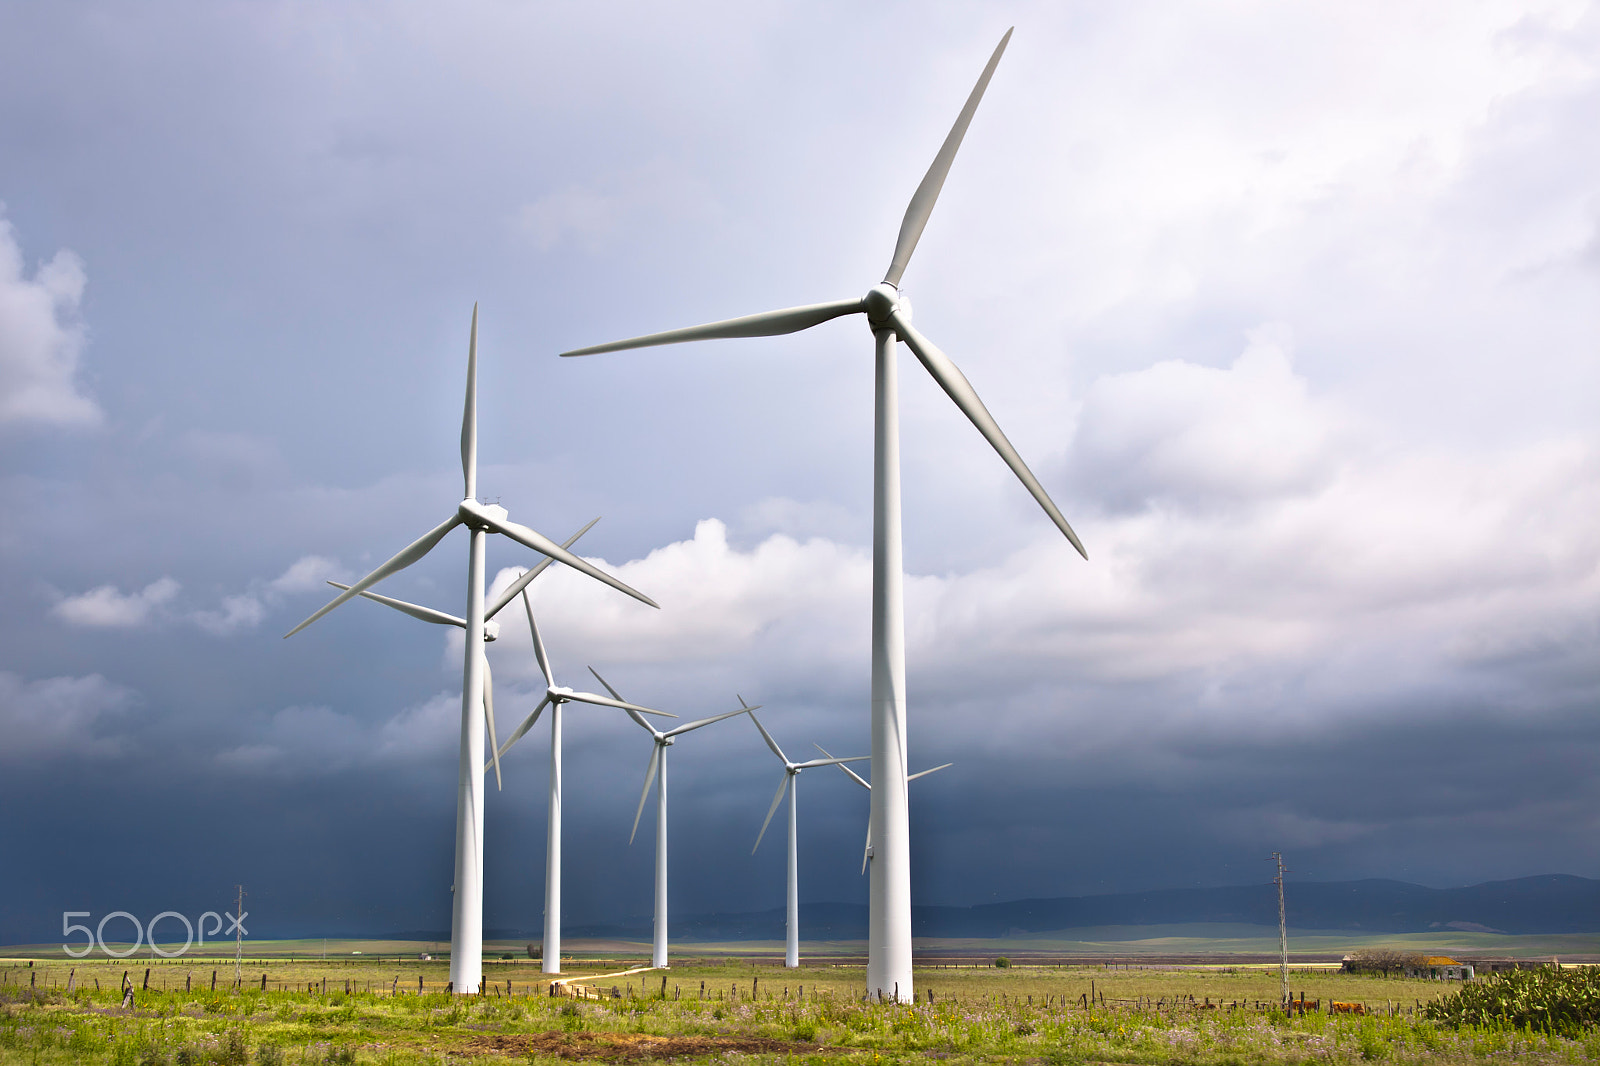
[1406,956,1473,980]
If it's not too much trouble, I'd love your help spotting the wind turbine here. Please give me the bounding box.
[819,745,951,876]
[326,518,602,789]
[559,30,1085,999]
[590,668,754,968]
[747,708,867,968]
[286,306,658,995]
[490,590,679,974]
[327,520,675,976]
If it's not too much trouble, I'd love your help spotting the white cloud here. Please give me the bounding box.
[1069,325,1345,512]
[194,555,352,635]
[55,555,352,637]
[193,593,267,636]
[269,555,348,595]
[53,577,180,628]
[0,671,135,761]
[0,210,100,427]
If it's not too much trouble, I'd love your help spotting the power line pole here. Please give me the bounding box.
[234,884,246,988]
[1271,853,1288,1005]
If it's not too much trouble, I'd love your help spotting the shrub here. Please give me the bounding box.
[1424,967,1600,1036]
[219,1029,250,1066]
[993,957,1011,969]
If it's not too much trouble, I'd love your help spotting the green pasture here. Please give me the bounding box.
[4,950,1599,1063]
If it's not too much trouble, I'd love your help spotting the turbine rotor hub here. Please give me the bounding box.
[482,620,500,642]
[863,283,902,328]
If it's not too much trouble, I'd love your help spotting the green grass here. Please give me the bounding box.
[3,956,1598,1063]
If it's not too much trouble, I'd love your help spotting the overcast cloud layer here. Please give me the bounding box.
[1,1,1596,943]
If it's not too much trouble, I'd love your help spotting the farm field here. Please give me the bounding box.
[4,953,1597,1064]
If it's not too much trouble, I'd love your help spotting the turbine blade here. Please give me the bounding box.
[816,743,872,791]
[587,665,623,703]
[564,690,678,719]
[862,818,872,876]
[494,694,550,765]
[482,653,502,791]
[630,744,661,845]
[484,517,601,619]
[521,590,554,688]
[560,299,864,357]
[889,309,1087,559]
[909,762,953,781]
[747,710,788,763]
[794,755,869,770]
[752,775,790,854]
[326,581,467,628]
[464,501,659,608]
[883,29,1013,287]
[284,513,463,638]
[664,703,755,738]
[462,303,478,500]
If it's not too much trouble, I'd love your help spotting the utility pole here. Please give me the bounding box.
[233,885,246,987]
[1271,853,1288,1004]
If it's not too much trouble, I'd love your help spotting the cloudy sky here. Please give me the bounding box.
[2,1,1596,943]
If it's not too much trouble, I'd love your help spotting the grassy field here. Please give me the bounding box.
[4,953,1598,1064]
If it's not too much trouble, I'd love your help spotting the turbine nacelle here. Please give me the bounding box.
[459,498,509,529]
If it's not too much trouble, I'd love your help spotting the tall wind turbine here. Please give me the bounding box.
[286,306,658,994]
[491,591,678,974]
[559,31,1085,999]
[747,709,867,968]
[591,668,754,968]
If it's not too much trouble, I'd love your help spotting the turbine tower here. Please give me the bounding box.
[286,306,658,994]
[592,668,753,968]
[559,31,1084,999]
[747,708,867,968]
[492,591,678,974]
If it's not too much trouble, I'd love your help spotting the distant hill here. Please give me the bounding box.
[560,874,1600,941]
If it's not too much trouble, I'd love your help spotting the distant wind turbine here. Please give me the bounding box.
[286,306,658,994]
[559,30,1085,999]
[590,667,753,968]
[490,589,678,974]
[818,745,951,875]
[747,707,867,968]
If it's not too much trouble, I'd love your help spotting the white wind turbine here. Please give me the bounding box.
[490,589,679,974]
[286,306,658,994]
[818,745,951,877]
[559,30,1085,999]
[747,708,867,968]
[589,667,755,968]
[327,521,678,977]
